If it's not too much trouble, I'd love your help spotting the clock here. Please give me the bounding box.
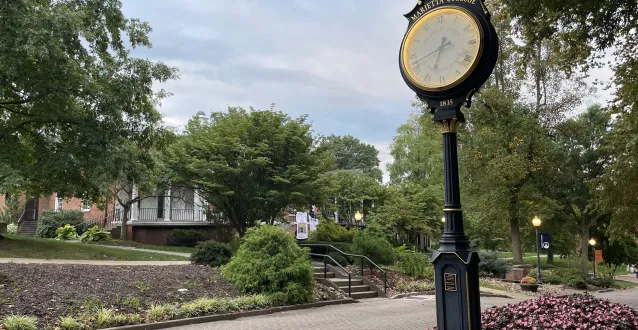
[399,1,498,117]
[401,7,483,91]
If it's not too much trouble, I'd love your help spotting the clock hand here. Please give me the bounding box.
[412,39,452,66]
[434,38,452,71]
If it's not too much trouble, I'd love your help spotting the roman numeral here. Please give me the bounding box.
[410,53,417,59]
[464,55,472,62]
[468,39,477,45]
[456,70,462,76]
[440,76,446,83]
[414,39,421,43]
[424,74,431,82]
[463,25,471,31]
[437,16,444,23]
[423,25,430,31]
[454,16,458,23]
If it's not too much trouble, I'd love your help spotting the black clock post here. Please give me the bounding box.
[398,1,499,329]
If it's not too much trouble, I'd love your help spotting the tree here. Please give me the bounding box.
[0,0,178,199]
[321,135,383,182]
[603,237,638,276]
[164,107,330,237]
[316,170,386,224]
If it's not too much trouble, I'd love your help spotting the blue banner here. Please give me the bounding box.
[538,233,551,250]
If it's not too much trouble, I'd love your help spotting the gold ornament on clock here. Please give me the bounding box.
[400,6,483,91]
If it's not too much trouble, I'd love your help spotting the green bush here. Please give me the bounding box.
[223,225,314,304]
[304,241,352,253]
[327,251,350,267]
[56,224,77,240]
[399,251,433,279]
[37,210,86,238]
[6,223,17,235]
[587,276,614,288]
[567,277,588,289]
[167,229,206,247]
[308,219,357,242]
[190,240,233,267]
[3,315,38,330]
[478,251,511,277]
[80,226,110,243]
[351,229,396,267]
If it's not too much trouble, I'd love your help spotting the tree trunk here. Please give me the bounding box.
[547,251,554,265]
[580,221,591,275]
[509,196,523,264]
[121,205,130,241]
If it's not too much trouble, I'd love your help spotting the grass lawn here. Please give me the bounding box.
[614,280,638,289]
[0,235,189,261]
[97,239,197,254]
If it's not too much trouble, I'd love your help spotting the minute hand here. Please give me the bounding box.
[412,41,452,65]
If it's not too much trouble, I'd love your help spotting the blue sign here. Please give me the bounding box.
[538,233,551,250]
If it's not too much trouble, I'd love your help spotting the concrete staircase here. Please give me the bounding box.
[17,220,38,237]
[313,265,379,300]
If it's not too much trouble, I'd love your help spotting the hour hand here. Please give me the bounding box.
[412,39,452,66]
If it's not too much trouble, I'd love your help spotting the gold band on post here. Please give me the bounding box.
[440,118,460,133]
[443,208,463,212]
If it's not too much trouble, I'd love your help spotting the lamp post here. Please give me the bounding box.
[441,217,446,223]
[589,238,596,279]
[354,211,363,222]
[532,216,542,284]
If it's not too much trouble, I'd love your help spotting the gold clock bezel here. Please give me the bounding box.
[400,6,485,92]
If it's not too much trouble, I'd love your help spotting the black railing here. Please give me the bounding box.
[310,253,352,297]
[301,243,387,294]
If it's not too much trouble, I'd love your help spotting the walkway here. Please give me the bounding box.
[167,295,521,330]
[0,258,190,265]
[93,244,192,258]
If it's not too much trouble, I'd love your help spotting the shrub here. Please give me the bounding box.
[56,224,77,240]
[327,251,350,266]
[79,226,110,243]
[3,315,38,330]
[190,240,233,267]
[58,316,81,330]
[520,276,536,284]
[309,219,357,242]
[399,251,433,279]
[167,229,206,247]
[588,275,614,288]
[351,229,396,268]
[223,225,314,304]
[567,277,588,289]
[396,280,435,293]
[478,251,511,277]
[6,223,17,235]
[37,210,86,238]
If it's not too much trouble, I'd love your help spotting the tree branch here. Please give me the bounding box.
[0,98,31,105]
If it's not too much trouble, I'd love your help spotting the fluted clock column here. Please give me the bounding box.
[431,117,481,330]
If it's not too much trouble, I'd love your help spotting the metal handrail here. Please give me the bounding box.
[302,243,387,294]
[309,252,352,297]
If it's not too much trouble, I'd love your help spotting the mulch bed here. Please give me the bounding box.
[0,264,240,327]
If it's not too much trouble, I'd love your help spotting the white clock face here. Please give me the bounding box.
[401,7,482,91]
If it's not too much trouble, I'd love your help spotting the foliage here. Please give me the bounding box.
[6,223,17,235]
[165,107,331,237]
[223,226,314,304]
[469,295,638,330]
[603,237,638,276]
[2,315,37,330]
[396,280,435,293]
[0,0,178,200]
[58,316,81,330]
[478,251,511,277]
[167,229,206,247]
[304,241,352,254]
[588,276,614,289]
[351,229,396,267]
[79,226,110,244]
[308,219,356,242]
[55,224,77,240]
[0,195,24,224]
[190,240,233,267]
[321,134,383,182]
[327,251,350,267]
[37,210,85,238]
[567,278,588,290]
[520,276,536,284]
[398,251,433,279]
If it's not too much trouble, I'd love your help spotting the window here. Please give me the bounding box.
[81,200,91,212]
[55,196,63,211]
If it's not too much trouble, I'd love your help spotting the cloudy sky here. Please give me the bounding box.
[121,0,615,182]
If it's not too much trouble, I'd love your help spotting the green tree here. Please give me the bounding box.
[0,0,177,199]
[321,135,383,182]
[164,107,330,236]
[603,237,638,276]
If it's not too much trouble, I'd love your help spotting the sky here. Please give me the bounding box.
[121,0,616,183]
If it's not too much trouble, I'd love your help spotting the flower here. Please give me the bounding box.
[521,276,537,284]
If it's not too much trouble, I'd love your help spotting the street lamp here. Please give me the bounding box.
[354,211,363,222]
[532,216,543,284]
[441,217,446,223]
[589,238,596,279]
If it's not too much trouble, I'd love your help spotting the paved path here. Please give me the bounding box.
[168,296,521,330]
[0,258,190,265]
[93,244,192,258]
[595,287,638,309]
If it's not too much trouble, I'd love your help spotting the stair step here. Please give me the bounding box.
[349,291,378,299]
[337,285,371,293]
[315,272,335,278]
[328,278,363,286]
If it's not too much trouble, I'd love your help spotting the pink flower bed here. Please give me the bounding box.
[429,295,638,330]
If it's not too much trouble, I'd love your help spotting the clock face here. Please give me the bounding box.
[401,7,483,91]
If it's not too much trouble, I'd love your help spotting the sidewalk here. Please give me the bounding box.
[0,258,190,265]
[615,274,638,283]
[94,244,192,258]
